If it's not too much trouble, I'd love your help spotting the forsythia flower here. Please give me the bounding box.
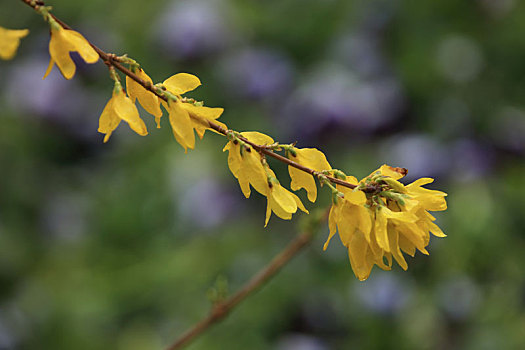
[223,132,308,225]
[43,25,98,80]
[287,147,331,202]
[98,83,148,142]
[324,165,447,281]
[223,132,274,198]
[265,168,308,226]
[126,69,163,128]
[162,73,226,151]
[0,26,29,60]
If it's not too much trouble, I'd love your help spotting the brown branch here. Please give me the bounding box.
[165,227,317,350]
[20,0,358,190]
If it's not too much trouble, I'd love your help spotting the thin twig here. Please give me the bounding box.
[20,0,357,190]
[165,226,318,350]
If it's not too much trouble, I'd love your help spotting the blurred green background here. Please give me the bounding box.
[1,0,525,349]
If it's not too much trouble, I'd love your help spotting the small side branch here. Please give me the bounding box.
[165,214,326,350]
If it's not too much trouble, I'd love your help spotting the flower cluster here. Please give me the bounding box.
[21,10,448,280]
[323,165,447,281]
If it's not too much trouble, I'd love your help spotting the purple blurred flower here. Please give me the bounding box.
[379,134,449,180]
[154,0,234,60]
[354,272,412,316]
[282,63,405,140]
[217,47,295,100]
[4,57,102,140]
[179,178,236,230]
[451,139,494,181]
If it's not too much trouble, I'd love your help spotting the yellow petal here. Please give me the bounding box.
[48,27,76,79]
[379,164,407,180]
[407,178,434,188]
[0,27,29,60]
[182,103,224,138]
[240,131,274,145]
[374,207,390,252]
[167,100,195,152]
[163,73,201,95]
[395,222,428,254]
[113,90,148,136]
[288,148,331,202]
[344,189,367,205]
[241,149,269,196]
[270,185,297,214]
[290,192,308,214]
[323,205,339,250]
[347,230,375,281]
[126,69,163,126]
[97,96,121,142]
[289,167,317,202]
[387,224,408,270]
[294,148,331,171]
[62,29,98,63]
[428,221,446,237]
[43,58,55,79]
[355,205,372,242]
[382,206,418,222]
[265,185,295,225]
[398,234,416,257]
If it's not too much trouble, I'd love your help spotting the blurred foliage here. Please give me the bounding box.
[1,0,525,349]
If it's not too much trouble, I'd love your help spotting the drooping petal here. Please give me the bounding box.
[97,96,120,143]
[347,230,375,281]
[355,205,372,242]
[113,90,148,136]
[166,100,195,152]
[241,149,270,196]
[126,69,162,126]
[398,234,416,257]
[47,27,76,79]
[374,207,390,252]
[288,148,331,202]
[289,167,317,202]
[271,185,298,215]
[163,73,201,95]
[290,192,308,214]
[387,224,408,270]
[323,205,339,250]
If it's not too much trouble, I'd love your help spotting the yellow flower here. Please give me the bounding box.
[223,132,273,198]
[43,25,98,80]
[126,69,163,128]
[0,26,29,60]
[323,165,447,281]
[265,169,308,226]
[98,83,148,142]
[161,73,227,150]
[182,103,226,139]
[288,147,331,202]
